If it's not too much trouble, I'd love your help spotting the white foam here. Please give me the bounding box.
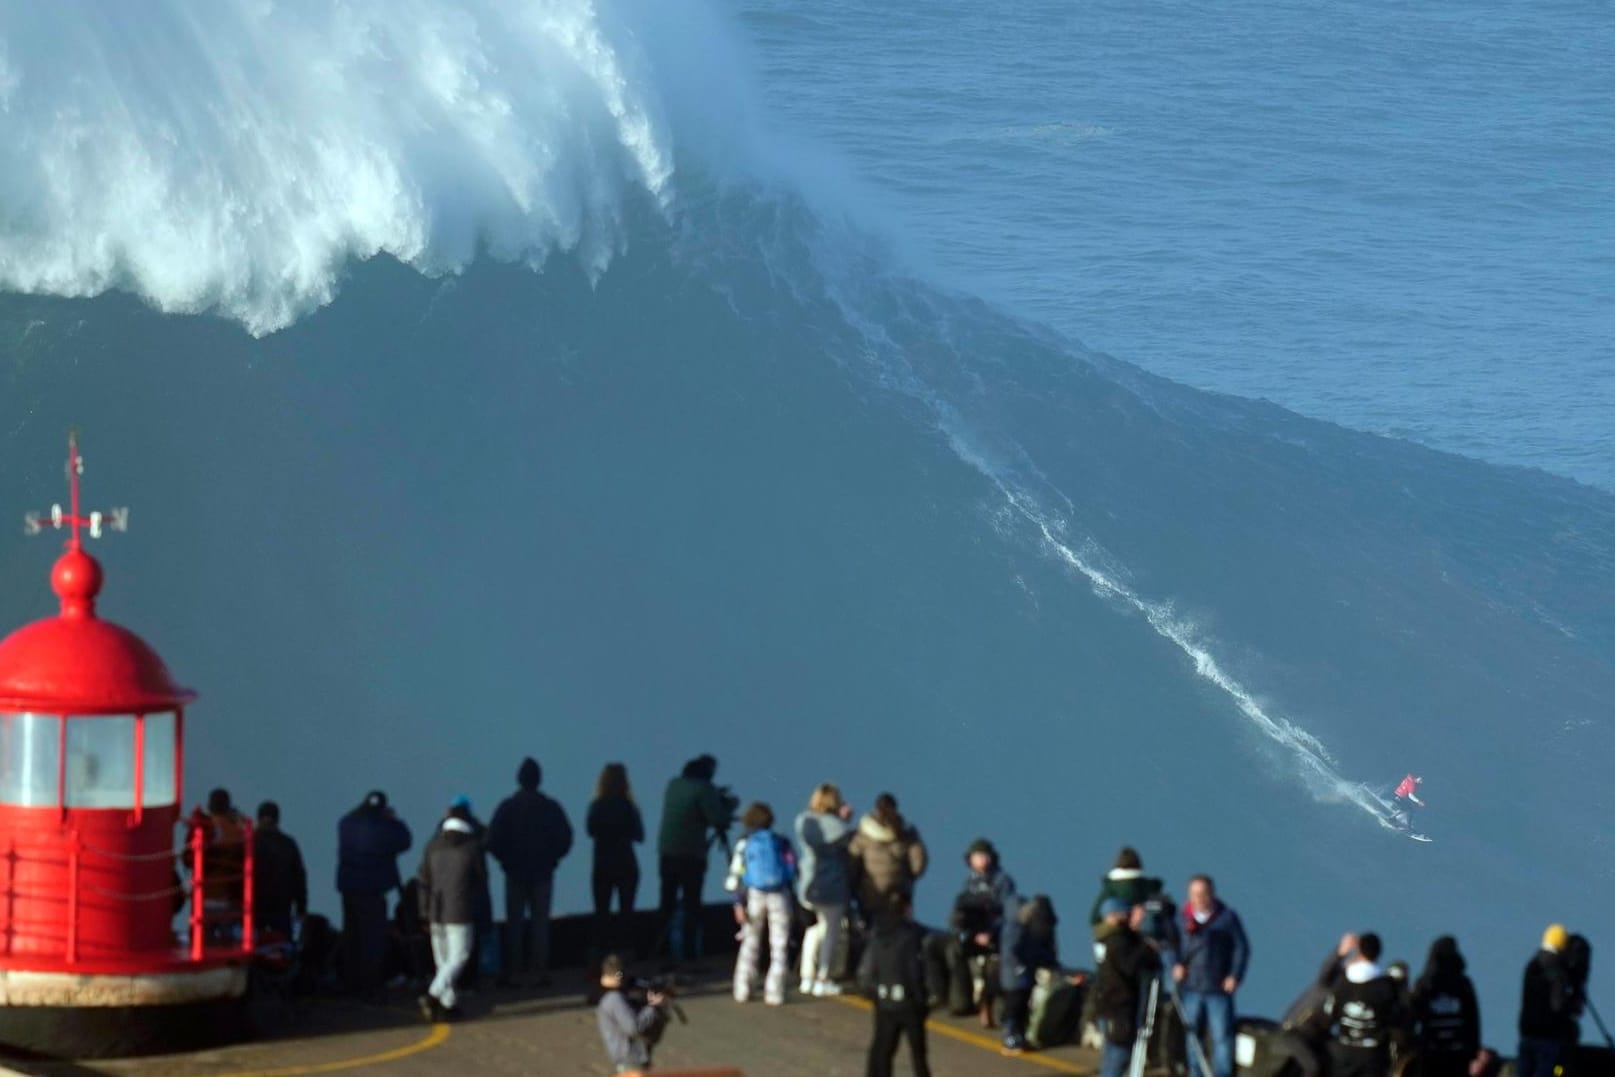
[0,1,705,335]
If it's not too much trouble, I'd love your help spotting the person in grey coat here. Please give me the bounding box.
[795,782,856,996]
[416,803,486,1020]
[597,954,669,1073]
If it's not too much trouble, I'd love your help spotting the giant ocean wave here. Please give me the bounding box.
[2,0,1613,1021]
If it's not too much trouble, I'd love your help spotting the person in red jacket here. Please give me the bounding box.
[1393,775,1425,807]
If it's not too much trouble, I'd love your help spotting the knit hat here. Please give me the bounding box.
[1099,898,1129,920]
[1543,924,1569,953]
[517,757,542,789]
[450,794,472,812]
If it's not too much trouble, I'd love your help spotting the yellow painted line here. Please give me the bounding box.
[218,1022,451,1076]
[834,996,1090,1075]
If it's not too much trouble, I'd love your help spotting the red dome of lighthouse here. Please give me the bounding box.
[0,554,194,714]
[0,439,193,715]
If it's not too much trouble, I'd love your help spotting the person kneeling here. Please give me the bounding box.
[859,894,935,1077]
[597,955,669,1074]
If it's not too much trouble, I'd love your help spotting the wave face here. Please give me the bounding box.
[3,0,1614,1025]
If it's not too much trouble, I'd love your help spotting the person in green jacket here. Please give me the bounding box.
[657,755,735,962]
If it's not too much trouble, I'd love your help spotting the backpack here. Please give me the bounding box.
[742,832,794,892]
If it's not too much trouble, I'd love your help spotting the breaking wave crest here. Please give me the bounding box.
[0,0,756,334]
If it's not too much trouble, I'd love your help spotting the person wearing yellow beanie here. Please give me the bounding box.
[1517,924,1581,1077]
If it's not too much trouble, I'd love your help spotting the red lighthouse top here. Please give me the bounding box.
[0,434,193,714]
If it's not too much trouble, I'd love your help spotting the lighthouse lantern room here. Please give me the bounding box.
[0,436,250,1057]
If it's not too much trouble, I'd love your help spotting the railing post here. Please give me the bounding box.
[65,830,79,964]
[189,820,204,960]
[240,819,255,953]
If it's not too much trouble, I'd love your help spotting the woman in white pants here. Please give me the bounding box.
[795,783,855,996]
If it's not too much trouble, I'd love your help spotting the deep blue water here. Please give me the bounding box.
[0,0,1610,1041]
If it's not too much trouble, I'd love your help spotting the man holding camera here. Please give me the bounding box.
[657,755,735,963]
[597,954,670,1074]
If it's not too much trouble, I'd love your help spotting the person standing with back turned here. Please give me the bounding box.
[337,790,413,996]
[1170,874,1249,1077]
[657,755,730,963]
[488,757,573,986]
[1516,923,1581,1077]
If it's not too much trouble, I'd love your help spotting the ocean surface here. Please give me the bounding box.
[0,0,1611,1037]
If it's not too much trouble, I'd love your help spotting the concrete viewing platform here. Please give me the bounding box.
[0,970,1100,1076]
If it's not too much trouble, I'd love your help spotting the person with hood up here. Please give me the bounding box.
[934,839,1017,1027]
[488,756,573,985]
[1516,923,1581,1077]
[416,802,487,1021]
[795,782,856,997]
[337,789,413,995]
[252,800,307,940]
[1322,932,1406,1077]
[1093,898,1160,1077]
[1001,894,1060,1055]
[657,754,732,963]
[1170,874,1249,1077]
[1410,935,1481,1077]
[847,792,929,921]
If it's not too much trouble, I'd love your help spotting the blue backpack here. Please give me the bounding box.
[742,832,794,893]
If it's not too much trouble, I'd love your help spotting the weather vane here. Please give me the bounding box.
[22,431,129,545]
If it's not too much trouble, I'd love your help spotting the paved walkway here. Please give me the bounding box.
[4,975,1099,1076]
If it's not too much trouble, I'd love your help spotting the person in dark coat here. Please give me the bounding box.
[656,754,732,963]
[487,757,573,984]
[929,839,1016,1029]
[336,790,412,994]
[252,800,307,939]
[858,893,934,1077]
[587,762,644,955]
[415,803,486,1020]
[1410,935,1481,1077]
[1517,924,1581,1077]
[1170,874,1249,1077]
[445,794,491,990]
[1323,932,1407,1077]
[1093,898,1159,1077]
[1089,847,1166,928]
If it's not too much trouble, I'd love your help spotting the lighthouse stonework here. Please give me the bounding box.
[0,437,250,1056]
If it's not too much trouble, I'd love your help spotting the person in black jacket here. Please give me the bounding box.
[1093,898,1159,1077]
[1324,932,1407,1077]
[252,801,307,939]
[587,762,644,955]
[488,757,573,985]
[416,803,486,1020]
[1411,936,1480,1077]
[1517,924,1581,1077]
[931,838,1016,1024]
[858,893,934,1077]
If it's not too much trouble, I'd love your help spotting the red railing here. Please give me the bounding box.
[1,817,255,965]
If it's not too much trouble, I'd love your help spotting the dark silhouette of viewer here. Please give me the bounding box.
[336,789,412,996]
[1321,931,1406,1077]
[1410,935,1481,1077]
[415,801,486,1022]
[193,788,248,928]
[1516,923,1583,1077]
[656,754,732,963]
[488,756,573,985]
[858,893,934,1077]
[1093,898,1158,1077]
[587,762,644,956]
[252,800,307,939]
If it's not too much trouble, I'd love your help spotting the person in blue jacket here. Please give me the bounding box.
[1169,874,1250,1077]
[337,789,413,995]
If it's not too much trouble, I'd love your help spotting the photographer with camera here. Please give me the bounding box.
[657,755,738,964]
[596,954,671,1074]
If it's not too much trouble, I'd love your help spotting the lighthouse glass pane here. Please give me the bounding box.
[0,713,60,806]
[64,717,137,809]
[141,712,177,806]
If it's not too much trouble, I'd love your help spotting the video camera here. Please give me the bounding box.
[626,975,689,1042]
[714,785,741,833]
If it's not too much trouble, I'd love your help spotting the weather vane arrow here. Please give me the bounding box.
[22,432,129,543]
